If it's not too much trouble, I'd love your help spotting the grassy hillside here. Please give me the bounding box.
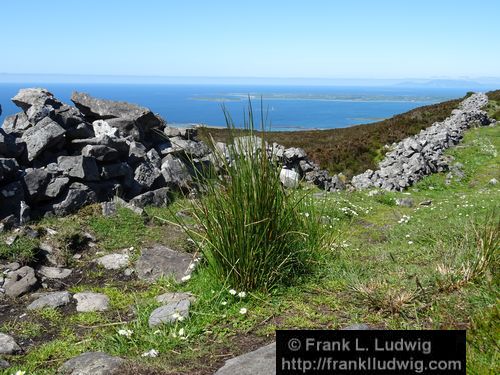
[1,113,498,374]
[198,96,465,176]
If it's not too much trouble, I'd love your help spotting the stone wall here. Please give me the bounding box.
[0,88,341,226]
[351,93,494,191]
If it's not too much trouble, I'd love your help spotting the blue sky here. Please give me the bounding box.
[1,0,499,80]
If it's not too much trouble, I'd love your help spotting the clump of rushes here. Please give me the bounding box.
[188,101,319,291]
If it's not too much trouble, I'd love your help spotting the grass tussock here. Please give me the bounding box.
[186,103,321,291]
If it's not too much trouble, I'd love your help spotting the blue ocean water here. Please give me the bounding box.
[0,83,468,131]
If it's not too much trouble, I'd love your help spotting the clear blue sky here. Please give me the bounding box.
[1,0,499,79]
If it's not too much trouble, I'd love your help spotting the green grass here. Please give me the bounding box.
[184,104,325,291]
[1,108,498,374]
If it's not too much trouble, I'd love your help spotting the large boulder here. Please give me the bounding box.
[1,112,31,134]
[215,343,276,375]
[58,352,125,375]
[3,266,38,298]
[46,182,97,216]
[135,245,194,283]
[21,117,66,161]
[57,155,99,181]
[71,92,163,141]
[12,88,61,112]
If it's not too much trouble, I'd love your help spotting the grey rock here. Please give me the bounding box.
[161,154,192,188]
[26,103,54,125]
[3,266,38,298]
[45,177,70,199]
[21,168,52,202]
[66,122,95,140]
[37,266,72,279]
[135,245,194,283]
[279,168,299,188]
[96,253,130,270]
[341,323,372,330]
[419,199,432,206]
[0,158,19,181]
[0,129,20,158]
[0,333,22,355]
[215,342,276,375]
[0,359,10,369]
[101,201,117,216]
[21,117,66,161]
[148,299,191,327]
[27,291,71,310]
[12,88,60,112]
[100,162,132,179]
[1,112,31,134]
[92,120,119,138]
[48,182,98,216]
[128,187,171,208]
[284,147,307,160]
[53,104,86,129]
[58,155,99,181]
[82,145,119,162]
[74,292,110,312]
[395,198,414,207]
[0,180,25,220]
[58,352,125,375]
[134,161,162,190]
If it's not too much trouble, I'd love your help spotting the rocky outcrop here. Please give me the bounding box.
[1,87,344,225]
[351,93,494,191]
[0,88,213,224]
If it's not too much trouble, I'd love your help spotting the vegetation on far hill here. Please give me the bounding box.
[196,91,500,177]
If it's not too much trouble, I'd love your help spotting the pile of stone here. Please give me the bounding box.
[1,88,346,225]
[351,93,494,191]
[0,88,214,224]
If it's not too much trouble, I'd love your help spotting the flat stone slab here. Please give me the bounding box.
[215,342,276,375]
[38,265,72,279]
[27,291,71,310]
[3,266,38,298]
[74,292,110,312]
[0,332,22,355]
[96,253,130,270]
[58,352,125,375]
[148,299,190,327]
[135,245,194,283]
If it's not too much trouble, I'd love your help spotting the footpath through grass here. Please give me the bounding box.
[1,126,499,374]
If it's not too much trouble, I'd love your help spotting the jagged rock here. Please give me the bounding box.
[0,158,19,182]
[0,129,21,158]
[100,162,132,179]
[12,88,61,112]
[134,161,162,190]
[48,182,98,216]
[0,359,10,369]
[74,292,110,312]
[20,117,66,161]
[214,342,276,375]
[57,155,99,181]
[279,168,299,188]
[148,299,191,327]
[58,352,125,375]
[92,119,119,138]
[161,154,192,188]
[0,333,22,355]
[71,92,163,141]
[96,253,130,270]
[37,266,72,279]
[135,245,194,283]
[128,187,171,208]
[1,112,31,134]
[284,147,307,160]
[27,291,71,310]
[3,266,38,298]
[81,145,120,162]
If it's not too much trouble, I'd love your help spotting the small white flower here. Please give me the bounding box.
[118,329,133,338]
[142,349,159,358]
[178,328,185,336]
[181,274,191,282]
[304,212,310,218]
[153,330,161,335]
[408,241,414,245]
[221,301,228,306]
[229,289,237,295]
[239,307,248,315]
[237,291,247,298]
[188,263,196,270]
[405,234,411,238]
[13,371,26,375]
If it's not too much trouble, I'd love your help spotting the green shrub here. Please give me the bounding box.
[188,103,319,291]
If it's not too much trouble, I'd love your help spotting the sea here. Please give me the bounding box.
[0,83,472,131]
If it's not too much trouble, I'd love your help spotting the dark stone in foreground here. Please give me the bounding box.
[135,245,193,283]
[215,342,276,375]
[58,352,125,375]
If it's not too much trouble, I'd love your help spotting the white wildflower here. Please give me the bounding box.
[181,274,191,282]
[408,241,414,245]
[229,289,237,295]
[118,329,133,338]
[178,328,185,336]
[221,301,228,306]
[239,307,248,315]
[142,349,159,358]
[237,291,247,298]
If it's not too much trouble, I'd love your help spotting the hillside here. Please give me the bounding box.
[199,90,500,176]
[0,93,498,374]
